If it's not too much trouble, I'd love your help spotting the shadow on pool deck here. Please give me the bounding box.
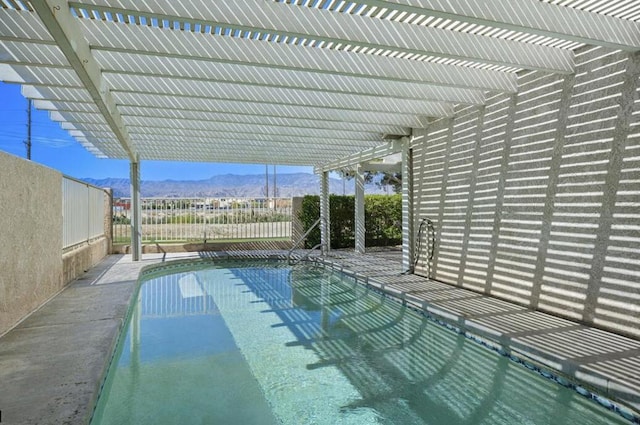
[0,249,638,424]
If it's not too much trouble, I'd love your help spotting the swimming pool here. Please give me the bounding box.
[90,260,632,424]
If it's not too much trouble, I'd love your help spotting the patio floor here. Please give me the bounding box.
[1,249,638,424]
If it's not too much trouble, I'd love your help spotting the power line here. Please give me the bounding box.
[0,130,32,138]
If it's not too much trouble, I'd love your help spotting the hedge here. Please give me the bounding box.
[299,194,401,249]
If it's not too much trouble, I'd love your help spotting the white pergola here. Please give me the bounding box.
[1,0,638,261]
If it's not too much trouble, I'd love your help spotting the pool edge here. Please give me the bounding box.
[312,256,640,424]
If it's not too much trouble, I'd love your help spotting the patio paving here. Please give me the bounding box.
[0,249,638,424]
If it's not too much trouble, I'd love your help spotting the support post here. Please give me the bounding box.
[401,138,414,272]
[104,188,113,254]
[355,163,366,254]
[319,171,330,255]
[130,157,142,261]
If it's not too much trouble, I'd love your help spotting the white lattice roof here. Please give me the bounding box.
[0,0,638,165]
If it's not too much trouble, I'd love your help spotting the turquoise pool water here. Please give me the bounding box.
[91,260,630,425]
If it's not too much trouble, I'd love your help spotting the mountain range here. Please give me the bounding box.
[82,173,389,198]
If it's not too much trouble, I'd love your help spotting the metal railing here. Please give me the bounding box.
[62,176,106,249]
[113,197,292,244]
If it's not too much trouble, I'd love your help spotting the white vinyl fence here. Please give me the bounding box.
[113,197,292,243]
[62,177,106,249]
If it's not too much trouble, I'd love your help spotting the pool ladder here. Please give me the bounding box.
[406,218,436,275]
[287,217,327,265]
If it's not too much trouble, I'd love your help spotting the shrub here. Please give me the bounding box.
[299,194,401,249]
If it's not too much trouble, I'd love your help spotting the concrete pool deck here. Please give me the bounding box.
[0,249,638,424]
[0,252,198,425]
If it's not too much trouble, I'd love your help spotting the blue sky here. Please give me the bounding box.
[0,82,312,180]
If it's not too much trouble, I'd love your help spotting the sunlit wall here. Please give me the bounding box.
[412,46,639,339]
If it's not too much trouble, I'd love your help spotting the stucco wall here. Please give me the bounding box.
[0,152,111,335]
[0,151,64,335]
[412,47,640,339]
[62,238,109,285]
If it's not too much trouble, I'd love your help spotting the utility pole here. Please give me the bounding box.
[265,164,269,201]
[273,165,277,195]
[25,98,32,160]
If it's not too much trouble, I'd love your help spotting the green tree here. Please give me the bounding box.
[377,172,402,194]
[338,169,402,194]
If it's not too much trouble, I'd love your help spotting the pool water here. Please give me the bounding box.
[90,260,630,425]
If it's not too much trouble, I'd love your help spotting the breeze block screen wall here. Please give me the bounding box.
[412,46,639,339]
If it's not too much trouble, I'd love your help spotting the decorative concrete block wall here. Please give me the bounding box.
[412,47,639,339]
[0,151,63,335]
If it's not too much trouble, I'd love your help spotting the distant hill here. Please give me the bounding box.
[82,172,388,198]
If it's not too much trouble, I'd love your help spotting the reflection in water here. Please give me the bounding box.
[92,261,628,425]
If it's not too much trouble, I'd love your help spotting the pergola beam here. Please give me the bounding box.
[317,141,405,173]
[80,18,518,93]
[73,0,575,73]
[104,75,454,117]
[0,65,82,87]
[129,134,380,149]
[48,107,414,134]
[136,148,368,165]
[29,0,137,161]
[0,41,69,67]
[121,116,400,138]
[112,92,432,128]
[361,162,402,173]
[98,56,487,105]
[357,0,640,52]
[71,108,412,136]
[117,124,384,142]
[1,35,486,106]
[72,129,382,146]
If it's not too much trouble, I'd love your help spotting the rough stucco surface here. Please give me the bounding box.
[411,47,640,339]
[0,151,63,335]
[62,238,109,284]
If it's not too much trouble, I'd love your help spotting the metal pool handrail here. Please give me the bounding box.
[287,217,326,265]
